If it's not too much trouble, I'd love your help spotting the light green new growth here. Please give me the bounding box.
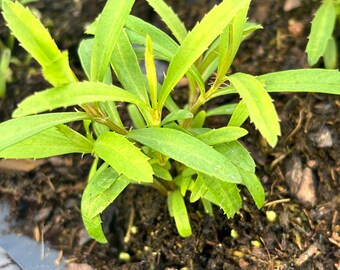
[306,0,338,67]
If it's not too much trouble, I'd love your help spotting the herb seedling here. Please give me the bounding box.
[1,0,339,242]
[306,0,340,68]
[0,0,37,97]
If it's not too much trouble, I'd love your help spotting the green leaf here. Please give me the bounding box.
[228,72,280,147]
[0,47,11,97]
[258,69,340,95]
[110,30,149,103]
[174,175,192,196]
[81,167,131,243]
[228,99,249,127]
[201,198,213,215]
[125,15,179,61]
[306,0,336,66]
[42,52,77,86]
[214,141,255,173]
[189,174,208,203]
[206,104,237,117]
[145,36,158,109]
[158,0,250,110]
[197,126,248,145]
[323,36,338,69]
[82,214,107,244]
[90,0,135,82]
[191,110,206,128]
[243,22,263,37]
[1,0,59,66]
[125,16,205,91]
[151,163,172,181]
[13,81,145,117]
[1,0,76,86]
[78,38,112,84]
[202,174,242,218]
[0,112,89,151]
[200,21,261,82]
[0,125,93,158]
[239,170,264,209]
[168,190,192,237]
[128,104,146,129]
[217,4,249,78]
[161,110,193,125]
[127,128,242,183]
[146,0,187,44]
[94,132,153,183]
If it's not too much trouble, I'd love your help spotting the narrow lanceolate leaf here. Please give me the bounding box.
[125,16,204,91]
[82,167,131,219]
[228,99,249,127]
[0,126,93,159]
[306,0,336,66]
[1,0,60,66]
[189,174,208,203]
[0,48,11,97]
[111,30,149,103]
[323,36,338,69]
[42,52,77,86]
[146,0,187,44]
[82,214,107,244]
[13,82,145,117]
[168,190,192,237]
[78,38,112,84]
[0,112,89,152]
[81,167,131,243]
[158,0,250,110]
[228,73,280,147]
[206,104,237,117]
[217,4,249,78]
[202,174,242,218]
[215,141,255,173]
[94,132,153,183]
[197,126,248,145]
[1,0,76,86]
[125,15,179,61]
[91,0,135,82]
[258,69,340,95]
[239,170,265,209]
[128,128,242,183]
[151,163,172,181]
[145,36,158,109]
[161,110,193,125]
[128,104,146,129]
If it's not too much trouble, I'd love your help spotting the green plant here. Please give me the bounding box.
[0,0,37,97]
[0,0,339,242]
[0,45,11,97]
[306,0,340,68]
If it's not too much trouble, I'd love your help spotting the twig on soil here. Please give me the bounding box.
[284,109,304,143]
[55,250,63,265]
[124,206,135,243]
[294,242,319,267]
[264,198,291,208]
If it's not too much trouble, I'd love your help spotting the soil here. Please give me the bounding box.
[0,0,339,269]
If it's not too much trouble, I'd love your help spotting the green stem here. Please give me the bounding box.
[182,78,225,129]
[82,103,128,135]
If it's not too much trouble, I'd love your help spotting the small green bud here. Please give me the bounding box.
[231,229,239,239]
[266,210,277,222]
[251,240,262,247]
[119,252,131,263]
